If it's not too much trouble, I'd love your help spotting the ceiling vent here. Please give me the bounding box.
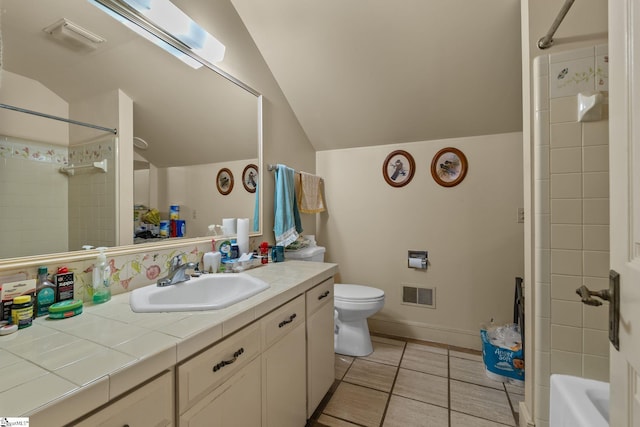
[43,18,106,52]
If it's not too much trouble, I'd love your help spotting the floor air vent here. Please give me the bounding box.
[402,285,435,308]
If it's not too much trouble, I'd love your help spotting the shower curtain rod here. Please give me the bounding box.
[538,0,575,49]
[0,103,118,134]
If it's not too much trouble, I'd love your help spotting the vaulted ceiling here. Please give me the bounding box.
[231,0,523,151]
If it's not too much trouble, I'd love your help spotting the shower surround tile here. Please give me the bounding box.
[549,57,597,98]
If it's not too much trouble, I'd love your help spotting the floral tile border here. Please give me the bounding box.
[548,44,609,99]
[0,135,68,164]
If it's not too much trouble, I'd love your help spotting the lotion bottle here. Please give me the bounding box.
[92,247,111,304]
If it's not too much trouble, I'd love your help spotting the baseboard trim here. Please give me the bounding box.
[368,317,481,351]
[519,401,535,427]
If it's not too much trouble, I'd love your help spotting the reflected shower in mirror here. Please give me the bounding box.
[0,0,261,259]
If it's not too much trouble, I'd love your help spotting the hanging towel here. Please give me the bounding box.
[253,181,260,232]
[273,164,303,246]
[296,171,326,214]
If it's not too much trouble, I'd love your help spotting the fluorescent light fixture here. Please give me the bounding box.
[123,0,225,63]
[88,0,225,68]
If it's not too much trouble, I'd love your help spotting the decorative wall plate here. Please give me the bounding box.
[216,168,234,195]
[430,147,468,187]
[242,164,258,193]
[383,150,415,187]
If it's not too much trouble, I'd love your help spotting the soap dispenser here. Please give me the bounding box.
[92,247,111,304]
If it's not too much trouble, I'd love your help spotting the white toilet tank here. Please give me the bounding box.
[285,245,326,262]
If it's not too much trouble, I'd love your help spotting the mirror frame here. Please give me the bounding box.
[0,0,263,270]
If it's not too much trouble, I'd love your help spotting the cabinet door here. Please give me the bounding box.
[74,371,174,427]
[262,322,306,427]
[178,322,261,414]
[179,357,261,427]
[307,299,335,417]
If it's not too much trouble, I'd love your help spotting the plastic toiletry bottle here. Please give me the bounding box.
[92,247,111,304]
[35,266,56,317]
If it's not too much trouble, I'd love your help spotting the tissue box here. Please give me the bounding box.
[480,329,524,383]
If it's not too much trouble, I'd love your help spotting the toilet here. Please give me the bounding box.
[286,243,385,357]
[333,284,385,356]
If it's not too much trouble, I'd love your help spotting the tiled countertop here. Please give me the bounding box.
[0,261,338,426]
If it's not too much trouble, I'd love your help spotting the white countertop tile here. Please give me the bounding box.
[53,348,137,386]
[0,373,78,417]
[0,261,338,420]
[0,359,49,393]
[33,340,109,371]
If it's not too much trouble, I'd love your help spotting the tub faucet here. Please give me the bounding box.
[157,254,197,287]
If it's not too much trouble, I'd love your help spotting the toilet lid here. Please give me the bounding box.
[334,284,385,302]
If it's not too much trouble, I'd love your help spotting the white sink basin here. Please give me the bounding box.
[550,374,609,427]
[129,273,270,313]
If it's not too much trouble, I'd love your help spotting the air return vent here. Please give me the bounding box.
[402,285,435,308]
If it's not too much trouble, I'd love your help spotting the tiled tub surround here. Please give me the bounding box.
[308,335,523,427]
[0,134,118,259]
[533,45,610,426]
[0,260,338,425]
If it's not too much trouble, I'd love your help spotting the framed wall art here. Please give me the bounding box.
[430,147,468,187]
[242,164,258,193]
[216,168,234,195]
[382,150,415,187]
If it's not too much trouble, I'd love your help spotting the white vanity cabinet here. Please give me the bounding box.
[261,294,307,427]
[73,370,174,427]
[178,357,261,427]
[305,277,335,417]
[177,322,262,426]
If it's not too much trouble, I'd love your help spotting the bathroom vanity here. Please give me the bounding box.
[0,261,337,427]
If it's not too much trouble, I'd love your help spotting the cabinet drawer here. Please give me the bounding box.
[178,322,261,414]
[261,294,305,350]
[74,370,174,427]
[306,277,334,316]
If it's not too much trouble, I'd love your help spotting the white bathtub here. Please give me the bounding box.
[550,374,609,427]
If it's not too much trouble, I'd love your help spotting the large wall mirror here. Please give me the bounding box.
[0,0,262,262]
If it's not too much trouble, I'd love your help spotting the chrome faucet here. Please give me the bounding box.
[157,254,197,287]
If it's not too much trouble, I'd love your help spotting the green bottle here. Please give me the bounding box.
[36,266,56,317]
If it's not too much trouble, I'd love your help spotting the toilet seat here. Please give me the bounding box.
[334,284,385,303]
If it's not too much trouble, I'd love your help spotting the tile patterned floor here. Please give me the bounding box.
[308,335,523,427]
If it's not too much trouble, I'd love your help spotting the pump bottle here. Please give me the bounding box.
[92,247,111,304]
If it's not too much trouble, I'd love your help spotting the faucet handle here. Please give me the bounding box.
[170,253,187,270]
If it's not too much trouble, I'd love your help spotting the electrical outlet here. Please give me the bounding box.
[193,210,197,219]
[517,208,525,223]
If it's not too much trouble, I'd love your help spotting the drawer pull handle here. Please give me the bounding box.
[318,290,330,300]
[278,313,297,328]
[212,347,244,372]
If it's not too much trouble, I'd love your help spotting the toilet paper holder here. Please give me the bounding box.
[408,250,428,269]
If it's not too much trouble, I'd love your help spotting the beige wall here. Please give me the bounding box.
[521,2,608,426]
[0,71,69,144]
[156,158,259,238]
[174,0,318,242]
[317,133,524,350]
